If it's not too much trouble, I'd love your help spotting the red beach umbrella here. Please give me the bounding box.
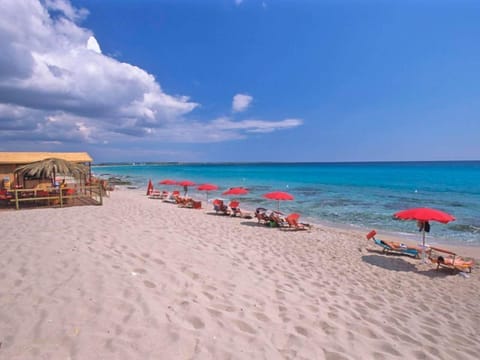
[159,179,177,185]
[197,183,219,202]
[393,207,455,261]
[177,180,196,196]
[263,191,294,211]
[222,187,249,196]
[394,208,455,224]
[177,180,196,187]
[198,183,219,191]
[146,179,154,196]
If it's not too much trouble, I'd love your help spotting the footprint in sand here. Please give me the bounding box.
[294,326,309,337]
[188,316,205,329]
[153,258,165,265]
[234,320,257,334]
[253,312,270,322]
[143,280,156,288]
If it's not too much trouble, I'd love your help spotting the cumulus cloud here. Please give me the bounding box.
[232,93,253,113]
[0,0,302,151]
[0,0,196,141]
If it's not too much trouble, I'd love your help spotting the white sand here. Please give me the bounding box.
[1,188,479,359]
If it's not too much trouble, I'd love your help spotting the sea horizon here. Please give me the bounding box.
[93,160,480,166]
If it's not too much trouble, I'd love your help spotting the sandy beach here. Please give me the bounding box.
[1,188,479,360]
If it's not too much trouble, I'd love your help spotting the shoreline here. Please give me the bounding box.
[1,188,478,359]
[198,190,480,260]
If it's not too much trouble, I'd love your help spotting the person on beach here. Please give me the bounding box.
[417,220,430,233]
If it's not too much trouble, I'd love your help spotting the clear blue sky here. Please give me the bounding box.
[0,0,479,163]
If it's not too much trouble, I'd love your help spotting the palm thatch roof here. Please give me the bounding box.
[14,158,88,179]
[0,152,92,165]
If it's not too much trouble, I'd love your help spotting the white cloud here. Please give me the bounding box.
[145,117,303,143]
[0,0,197,143]
[232,93,253,113]
[0,0,303,150]
[86,36,101,53]
[235,0,244,5]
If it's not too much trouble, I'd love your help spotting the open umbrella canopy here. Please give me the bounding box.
[14,157,88,180]
[222,187,249,196]
[263,191,294,210]
[263,191,294,201]
[394,208,455,223]
[197,183,219,202]
[197,183,219,191]
[177,180,196,187]
[159,179,177,185]
[394,207,455,262]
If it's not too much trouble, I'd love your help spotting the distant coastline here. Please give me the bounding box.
[93,160,480,167]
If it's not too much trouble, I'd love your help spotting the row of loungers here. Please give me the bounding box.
[150,191,472,272]
[366,230,475,273]
[149,190,202,209]
[213,199,311,230]
[254,207,311,230]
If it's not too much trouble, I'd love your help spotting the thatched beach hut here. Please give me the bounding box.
[0,152,93,190]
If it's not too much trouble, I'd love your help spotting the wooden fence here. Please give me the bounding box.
[5,184,103,210]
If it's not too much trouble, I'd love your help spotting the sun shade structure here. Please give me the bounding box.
[14,157,88,180]
[263,191,294,211]
[197,184,219,191]
[177,180,196,196]
[394,207,455,262]
[393,208,455,224]
[197,183,219,202]
[177,180,196,187]
[159,179,177,185]
[222,187,249,196]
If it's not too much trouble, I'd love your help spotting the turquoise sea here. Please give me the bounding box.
[93,162,480,246]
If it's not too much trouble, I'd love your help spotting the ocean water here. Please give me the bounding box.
[93,162,480,246]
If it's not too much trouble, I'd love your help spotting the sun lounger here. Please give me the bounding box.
[182,199,202,209]
[228,200,242,217]
[255,207,269,224]
[213,199,229,215]
[366,230,426,258]
[428,246,474,273]
[267,210,287,228]
[149,190,162,199]
[284,213,311,230]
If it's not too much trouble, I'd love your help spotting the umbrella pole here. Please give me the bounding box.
[421,228,427,263]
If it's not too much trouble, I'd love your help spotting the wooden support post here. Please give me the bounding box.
[14,189,19,210]
[99,183,103,205]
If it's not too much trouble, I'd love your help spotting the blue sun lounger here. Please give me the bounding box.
[366,230,424,258]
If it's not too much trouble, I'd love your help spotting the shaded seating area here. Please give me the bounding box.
[366,230,426,258]
[0,152,103,210]
[428,246,475,273]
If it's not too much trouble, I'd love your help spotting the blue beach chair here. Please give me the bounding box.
[366,230,424,258]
